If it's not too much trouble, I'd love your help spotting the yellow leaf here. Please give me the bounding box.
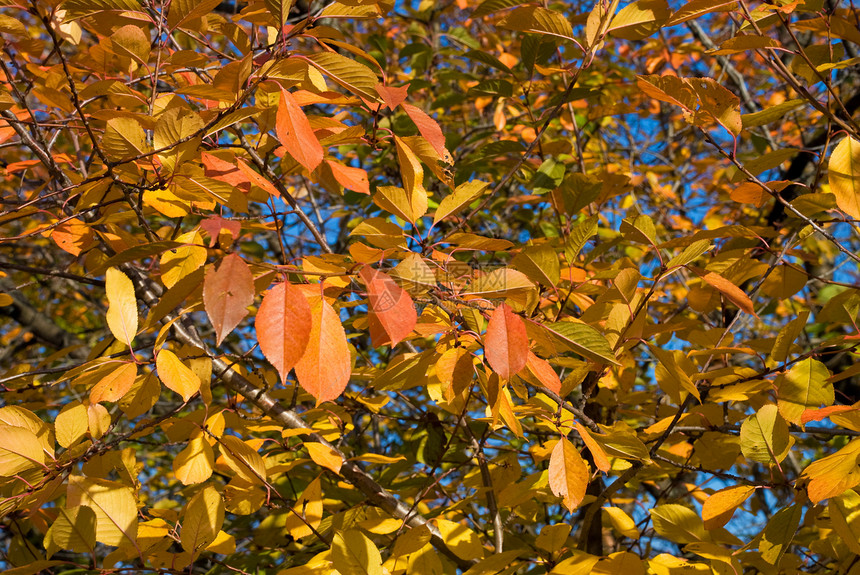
[575,422,611,473]
[143,187,190,218]
[434,518,485,561]
[801,438,860,503]
[173,436,214,485]
[548,438,589,512]
[220,435,266,484]
[829,490,860,555]
[701,485,755,530]
[66,476,137,547]
[283,476,322,539]
[536,523,572,553]
[828,135,860,219]
[156,349,200,402]
[181,485,224,553]
[159,231,206,288]
[650,504,705,544]
[86,402,111,440]
[305,442,343,474]
[332,529,383,575]
[393,136,428,219]
[776,358,834,425]
[105,267,138,347]
[603,506,640,539]
[740,404,791,465]
[44,506,97,558]
[0,424,45,475]
[205,530,235,554]
[55,401,88,449]
[432,180,489,227]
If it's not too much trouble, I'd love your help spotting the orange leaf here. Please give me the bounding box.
[525,351,561,394]
[574,422,611,473]
[306,442,343,474]
[235,158,279,196]
[802,404,860,424]
[89,362,138,404]
[701,271,756,316]
[52,219,93,256]
[360,266,417,347]
[548,437,589,512]
[702,485,756,530]
[328,160,370,195]
[277,88,324,173]
[402,103,448,159]
[374,83,409,110]
[485,303,528,379]
[294,297,351,404]
[256,282,313,383]
[156,349,200,402]
[204,254,254,345]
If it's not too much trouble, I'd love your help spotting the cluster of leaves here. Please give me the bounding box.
[1,0,860,573]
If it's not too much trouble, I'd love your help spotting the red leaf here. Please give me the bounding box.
[374,83,409,110]
[360,266,417,346]
[485,303,528,380]
[295,297,352,404]
[525,351,561,394]
[256,282,313,383]
[201,152,250,188]
[204,254,254,345]
[276,88,324,172]
[199,216,241,248]
[328,160,370,195]
[402,103,448,158]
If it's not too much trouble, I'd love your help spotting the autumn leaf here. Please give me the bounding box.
[360,266,417,347]
[255,282,313,383]
[548,437,589,512]
[829,135,860,219]
[484,302,528,380]
[700,271,756,316]
[156,349,201,402]
[89,362,138,404]
[276,88,324,173]
[105,267,138,348]
[294,297,352,404]
[702,485,755,530]
[204,253,254,345]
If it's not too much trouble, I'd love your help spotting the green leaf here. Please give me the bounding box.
[542,322,619,365]
[433,180,489,226]
[759,504,802,565]
[306,53,379,102]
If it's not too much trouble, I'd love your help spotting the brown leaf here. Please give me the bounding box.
[204,254,254,345]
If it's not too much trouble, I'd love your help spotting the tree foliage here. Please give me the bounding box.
[1,0,860,573]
